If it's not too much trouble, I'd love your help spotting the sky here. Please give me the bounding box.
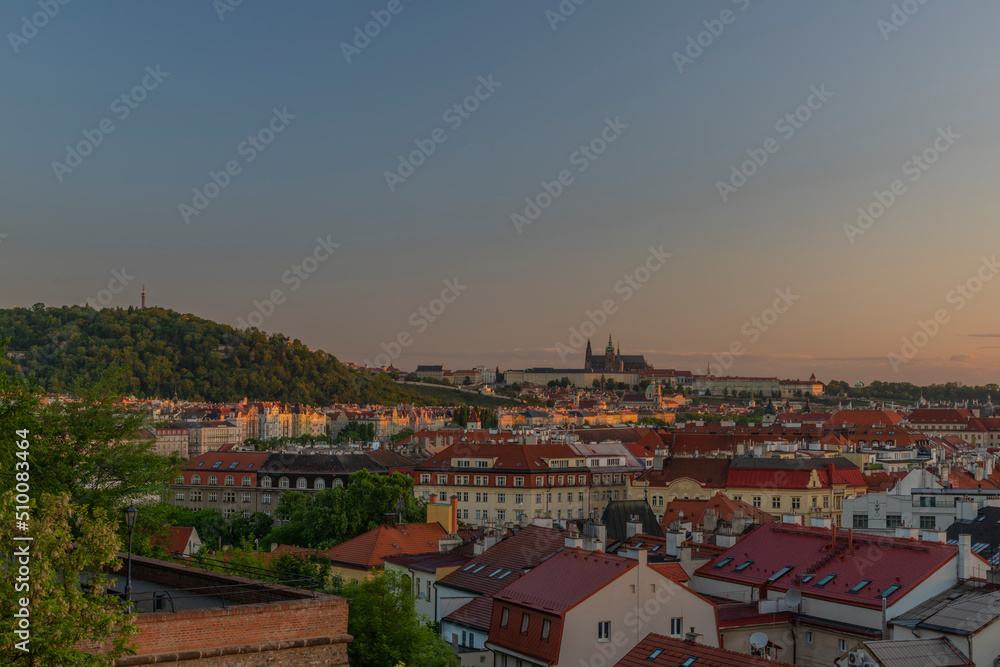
[2,1,1000,386]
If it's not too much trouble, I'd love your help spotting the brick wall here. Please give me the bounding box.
[117,636,351,666]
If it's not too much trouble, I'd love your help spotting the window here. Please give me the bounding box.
[333,479,344,488]
[456,475,469,486]
[191,474,201,485]
[279,477,289,489]
[175,492,185,501]
[208,491,218,502]
[713,557,734,569]
[579,475,586,485]
[438,474,448,485]
[920,515,935,529]
[462,509,468,519]
[811,496,818,509]
[853,515,869,528]
[535,476,544,486]
[496,476,506,487]
[297,478,308,489]
[208,475,218,486]
[497,510,506,521]
[849,579,872,594]
[752,496,761,508]
[597,621,609,641]
[541,619,551,640]
[242,492,251,503]
[261,476,271,488]
[515,493,523,504]
[476,460,489,468]
[805,631,814,645]
[670,617,683,637]
[536,494,542,504]
[772,496,781,509]
[315,479,325,490]
[242,510,251,519]
[887,514,903,527]
[768,566,794,583]
[557,493,562,502]
[476,510,481,520]
[823,496,829,509]
[578,492,584,502]
[791,496,801,510]
[420,474,430,484]
[262,493,271,504]
[514,476,524,487]
[225,475,235,486]
[878,584,901,598]
[734,560,754,572]
[521,613,530,634]
[838,639,847,653]
[241,476,252,487]
[224,492,235,503]
[191,491,201,501]
[501,607,509,627]
[814,574,837,587]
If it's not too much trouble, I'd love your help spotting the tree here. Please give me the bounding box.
[340,569,458,667]
[451,405,470,428]
[0,493,139,665]
[592,378,602,390]
[391,428,415,444]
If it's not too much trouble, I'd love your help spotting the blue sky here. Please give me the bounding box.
[3,1,1000,385]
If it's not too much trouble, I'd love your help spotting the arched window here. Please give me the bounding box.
[333,479,344,488]
[208,475,218,486]
[315,479,326,491]
[261,476,272,488]
[191,474,201,485]
[242,476,252,486]
[175,475,184,484]
[297,477,308,490]
[224,475,235,486]
[279,477,289,489]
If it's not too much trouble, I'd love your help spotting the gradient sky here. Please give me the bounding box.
[3,1,1000,386]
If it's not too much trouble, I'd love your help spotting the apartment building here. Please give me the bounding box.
[170,452,272,519]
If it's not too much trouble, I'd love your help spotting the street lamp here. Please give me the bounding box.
[123,505,138,607]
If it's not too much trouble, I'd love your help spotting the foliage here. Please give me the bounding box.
[336,421,375,443]
[0,493,138,665]
[391,427,415,444]
[451,405,470,427]
[0,305,504,406]
[340,569,458,667]
[824,379,1000,404]
[264,471,425,549]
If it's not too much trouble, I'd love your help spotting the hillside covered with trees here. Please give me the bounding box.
[0,305,505,406]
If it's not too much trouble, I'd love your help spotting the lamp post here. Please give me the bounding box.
[123,505,138,607]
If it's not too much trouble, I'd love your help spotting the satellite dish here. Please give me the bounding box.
[750,632,768,651]
[784,589,801,608]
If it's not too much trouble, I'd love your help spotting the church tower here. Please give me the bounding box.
[584,339,593,371]
[604,335,615,370]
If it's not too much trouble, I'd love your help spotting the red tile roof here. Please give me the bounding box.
[696,523,957,610]
[152,527,196,556]
[908,409,975,424]
[614,633,795,667]
[444,594,495,631]
[660,491,774,527]
[824,410,905,427]
[321,522,451,569]
[648,562,690,583]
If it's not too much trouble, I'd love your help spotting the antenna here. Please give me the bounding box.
[749,632,768,655]
[784,589,801,609]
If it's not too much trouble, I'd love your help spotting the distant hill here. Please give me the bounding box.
[0,305,515,407]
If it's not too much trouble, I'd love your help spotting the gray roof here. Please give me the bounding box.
[862,638,971,667]
[602,500,663,542]
[891,581,1000,635]
[730,456,857,470]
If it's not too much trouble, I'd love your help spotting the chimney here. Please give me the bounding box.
[637,547,647,567]
[429,493,438,504]
[895,526,918,540]
[626,515,643,539]
[665,528,682,558]
[958,534,971,580]
[703,508,717,532]
[564,531,583,549]
[450,495,458,534]
[731,510,746,536]
[684,627,703,644]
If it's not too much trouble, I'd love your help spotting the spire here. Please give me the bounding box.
[141,285,146,309]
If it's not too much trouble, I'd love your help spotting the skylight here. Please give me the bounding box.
[734,560,754,572]
[767,566,794,583]
[681,658,696,667]
[849,579,872,594]
[211,461,222,469]
[462,562,479,572]
[713,557,734,569]
[647,648,664,659]
[814,574,837,588]
[229,461,239,469]
[488,569,503,578]
[497,570,513,580]
[877,584,902,598]
[473,565,485,573]
[800,575,813,583]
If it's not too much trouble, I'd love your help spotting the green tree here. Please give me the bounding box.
[0,493,139,665]
[391,427,415,444]
[341,569,458,667]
